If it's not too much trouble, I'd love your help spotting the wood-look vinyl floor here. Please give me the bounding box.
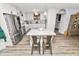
[0,35,79,56]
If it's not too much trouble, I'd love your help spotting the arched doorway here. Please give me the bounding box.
[54,9,66,34]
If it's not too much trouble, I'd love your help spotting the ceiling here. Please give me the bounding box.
[10,3,79,12]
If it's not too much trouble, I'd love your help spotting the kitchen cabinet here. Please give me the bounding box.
[24,19,45,29]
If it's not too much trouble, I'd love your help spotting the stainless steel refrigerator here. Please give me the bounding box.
[3,13,22,45]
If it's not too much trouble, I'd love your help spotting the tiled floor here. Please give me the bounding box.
[0,35,79,56]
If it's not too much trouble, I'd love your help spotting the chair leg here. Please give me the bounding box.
[31,44,33,55]
[43,42,44,54]
[50,43,52,55]
[43,47,44,54]
[39,43,40,54]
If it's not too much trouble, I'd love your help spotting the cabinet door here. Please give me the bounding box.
[68,15,79,36]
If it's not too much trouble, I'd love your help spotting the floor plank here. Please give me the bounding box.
[0,35,79,56]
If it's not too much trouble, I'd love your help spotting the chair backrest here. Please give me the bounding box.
[32,36,37,44]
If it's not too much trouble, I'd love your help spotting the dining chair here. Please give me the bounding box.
[43,36,52,55]
[31,36,40,55]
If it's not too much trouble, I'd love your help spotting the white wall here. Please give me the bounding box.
[59,8,79,34]
[47,9,57,32]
